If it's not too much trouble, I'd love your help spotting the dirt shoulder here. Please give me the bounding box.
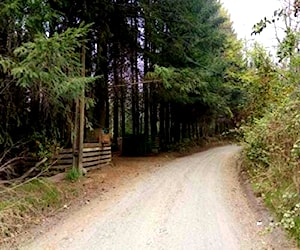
[224,149,297,249]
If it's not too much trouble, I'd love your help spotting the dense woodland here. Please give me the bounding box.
[0,0,300,244]
[0,0,245,161]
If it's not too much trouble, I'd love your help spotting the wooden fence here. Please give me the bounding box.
[51,143,111,171]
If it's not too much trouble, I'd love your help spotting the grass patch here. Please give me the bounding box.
[0,178,80,246]
[65,167,82,181]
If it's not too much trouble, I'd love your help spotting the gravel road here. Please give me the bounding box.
[21,145,293,250]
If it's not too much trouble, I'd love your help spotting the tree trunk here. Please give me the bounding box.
[144,85,149,139]
[165,103,170,144]
[113,59,119,145]
[150,84,158,142]
[94,41,109,129]
[131,50,137,136]
[135,50,140,135]
[120,70,126,138]
[159,102,165,149]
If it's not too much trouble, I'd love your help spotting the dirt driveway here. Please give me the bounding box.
[20,145,294,250]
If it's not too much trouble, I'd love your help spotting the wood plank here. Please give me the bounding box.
[83,147,102,152]
[83,151,101,158]
[52,146,111,166]
[60,147,101,153]
[83,158,111,168]
[100,157,111,161]
[54,159,73,165]
[101,147,111,151]
[100,152,111,156]
[52,156,73,162]
[100,152,111,155]
[83,143,100,148]
[57,146,110,154]
[97,149,110,153]
[83,160,101,168]
[100,150,111,154]
[54,154,73,160]
[83,156,101,163]
[100,153,111,158]
[100,155,111,159]
[84,163,109,171]
[100,153,111,157]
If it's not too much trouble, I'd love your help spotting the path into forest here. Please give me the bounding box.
[21,145,294,250]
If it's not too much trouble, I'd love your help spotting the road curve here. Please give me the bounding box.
[21,145,292,250]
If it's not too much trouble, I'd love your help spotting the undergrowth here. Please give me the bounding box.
[242,100,300,245]
[166,135,231,154]
[0,178,80,246]
[66,167,82,181]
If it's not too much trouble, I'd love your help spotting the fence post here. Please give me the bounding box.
[73,44,86,174]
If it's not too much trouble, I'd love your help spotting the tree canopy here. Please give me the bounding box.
[0,0,244,153]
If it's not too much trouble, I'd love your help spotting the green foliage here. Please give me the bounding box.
[232,44,293,122]
[66,168,82,182]
[29,132,61,159]
[243,99,300,170]
[0,0,59,45]
[0,0,244,179]
[265,191,300,242]
[3,24,95,102]
[143,0,226,68]
[21,179,61,207]
[277,28,298,61]
[243,4,300,244]
[142,1,241,142]
[0,178,63,240]
[0,23,97,150]
[251,3,299,62]
[148,61,235,120]
[243,100,300,244]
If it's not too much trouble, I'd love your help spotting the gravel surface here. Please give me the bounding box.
[20,145,294,250]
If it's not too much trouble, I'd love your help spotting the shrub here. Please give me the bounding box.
[242,100,300,244]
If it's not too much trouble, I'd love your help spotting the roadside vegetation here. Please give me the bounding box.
[243,100,300,243]
[0,179,65,245]
[241,1,300,244]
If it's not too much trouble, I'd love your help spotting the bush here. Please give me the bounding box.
[66,168,82,181]
[242,100,300,244]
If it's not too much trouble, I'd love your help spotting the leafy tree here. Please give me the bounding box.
[0,24,96,148]
[0,0,60,148]
[0,0,247,161]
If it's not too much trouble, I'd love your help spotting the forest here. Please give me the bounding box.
[0,0,245,171]
[0,0,300,244]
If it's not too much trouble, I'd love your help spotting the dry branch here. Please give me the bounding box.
[0,157,47,185]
